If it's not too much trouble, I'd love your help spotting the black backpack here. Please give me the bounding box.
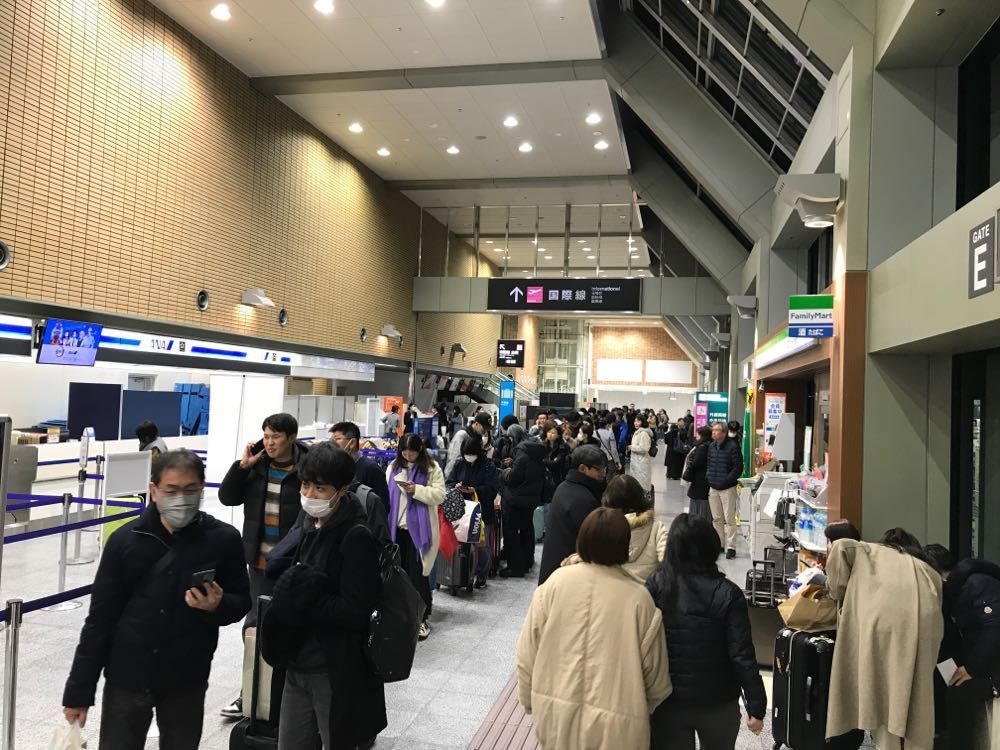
[366,544,426,683]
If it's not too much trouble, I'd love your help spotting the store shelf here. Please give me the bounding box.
[792,532,827,555]
[795,492,828,511]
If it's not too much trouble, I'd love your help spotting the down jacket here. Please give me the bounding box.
[502,440,550,510]
[562,510,666,584]
[537,469,606,586]
[705,437,743,491]
[943,558,1000,680]
[516,562,671,750]
[646,568,766,720]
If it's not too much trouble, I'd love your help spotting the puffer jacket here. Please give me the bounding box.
[516,562,671,750]
[646,568,766,719]
[446,456,501,525]
[561,510,666,584]
[943,558,1000,680]
[705,437,743,491]
[502,440,550,510]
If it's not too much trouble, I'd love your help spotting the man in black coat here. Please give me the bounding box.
[218,412,308,717]
[499,437,550,578]
[537,445,609,585]
[63,450,250,749]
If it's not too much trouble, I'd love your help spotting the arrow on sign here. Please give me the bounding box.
[510,287,524,302]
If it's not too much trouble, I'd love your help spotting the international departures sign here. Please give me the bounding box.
[486,278,642,312]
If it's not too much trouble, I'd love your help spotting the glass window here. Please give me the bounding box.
[958,18,1000,206]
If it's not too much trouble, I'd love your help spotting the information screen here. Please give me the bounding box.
[487,278,642,312]
[497,339,526,368]
[37,318,103,366]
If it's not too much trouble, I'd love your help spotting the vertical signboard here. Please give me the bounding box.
[694,402,710,429]
[969,217,996,299]
[764,393,787,447]
[695,391,729,426]
[788,295,834,338]
[499,381,516,423]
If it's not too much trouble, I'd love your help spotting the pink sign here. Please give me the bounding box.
[527,286,544,304]
[694,402,709,429]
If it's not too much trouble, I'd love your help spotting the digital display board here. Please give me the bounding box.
[497,339,526,368]
[486,278,642,312]
[37,319,103,367]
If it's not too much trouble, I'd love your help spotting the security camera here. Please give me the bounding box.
[0,240,10,272]
[774,173,842,228]
[726,295,758,319]
[714,332,731,349]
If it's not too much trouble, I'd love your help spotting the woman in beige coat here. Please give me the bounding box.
[516,507,671,750]
[826,529,944,750]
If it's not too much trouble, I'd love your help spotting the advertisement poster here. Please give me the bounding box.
[381,396,405,437]
[499,381,516,423]
[764,393,787,447]
[695,391,729,427]
[694,402,710,429]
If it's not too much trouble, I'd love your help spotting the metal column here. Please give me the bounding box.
[503,206,510,277]
[473,205,481,278]
[443,208,451,277]
[533,206,539,277]
[595,203,603,277]
[562,204,572,278]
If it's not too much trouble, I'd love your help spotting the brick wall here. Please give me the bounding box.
[0,0,499,371]
[591,326,697,387]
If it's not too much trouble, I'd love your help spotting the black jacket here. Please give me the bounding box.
[647,568,766,719]
[219,442,309,565]
[537,470,605,586]
[355,454,391,514]
[705,437,743,490]
[263,497,386,749]
[542,439,572,487]
[501,440,550,510]
[683,442,711,501]
[943,558,1000,680]
[446,457,501,524]
[63,505,250,707]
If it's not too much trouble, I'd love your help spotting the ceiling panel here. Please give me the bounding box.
[147,0,601,77]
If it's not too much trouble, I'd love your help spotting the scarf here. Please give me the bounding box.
[387,462,432,556]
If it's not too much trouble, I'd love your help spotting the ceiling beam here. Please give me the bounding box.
[252,60,606,96]
[387,175,629,193]
[661,317,706,363]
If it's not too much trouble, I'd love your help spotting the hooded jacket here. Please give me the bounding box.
[63,505,250,708]
[537,469,606,585]
[943,558,1000,680]
[561,510,666,584]
[501,440,550,511]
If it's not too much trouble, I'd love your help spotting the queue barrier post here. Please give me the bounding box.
[42,495,82,613]
[66,470,94,567]
[83,454,104,537]
[2,598,21,750]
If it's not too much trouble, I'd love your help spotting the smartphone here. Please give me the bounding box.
[394,476,410,488]
[191,569,216,594]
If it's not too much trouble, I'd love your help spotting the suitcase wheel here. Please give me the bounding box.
[449,585,458,595]
[465,582,474,593]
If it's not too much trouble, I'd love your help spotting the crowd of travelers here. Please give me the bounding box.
[57,403,997,750]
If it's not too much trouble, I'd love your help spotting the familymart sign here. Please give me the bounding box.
[789,294,834,338]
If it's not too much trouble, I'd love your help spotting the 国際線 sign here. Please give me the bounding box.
[788,294,834,338]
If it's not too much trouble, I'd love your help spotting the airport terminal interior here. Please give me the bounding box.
[2,0,1000,748]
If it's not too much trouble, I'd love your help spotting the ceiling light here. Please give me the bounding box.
[314,0,334,14]
[587,255,596,260]
[518,142,533,153]
[241,288,274,307]
[446,145,460,155]
[577,239,586,244]
[485,240,493,244]
[585,112,602,125]
[210,3,231,20]
[493,247,505,253]
[594,140,609,151]
[544,255,553,260]
[348,122,363,133]
[582,247,591,252]
[426,0,446,6]
[504,115,519,128]
[377,147,391,157]
[628,237,635,244]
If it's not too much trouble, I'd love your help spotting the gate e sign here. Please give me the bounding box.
[969,217,995,299]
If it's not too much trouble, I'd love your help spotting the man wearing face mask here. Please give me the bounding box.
[445,410,493,476]
[62,450,250,749]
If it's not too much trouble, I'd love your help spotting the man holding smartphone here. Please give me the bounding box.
[62,449,250,749]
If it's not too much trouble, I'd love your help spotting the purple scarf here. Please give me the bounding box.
[387,463,433,557]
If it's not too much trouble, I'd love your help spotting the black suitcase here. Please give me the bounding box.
[772,627,836,750]
[435,542,474,594]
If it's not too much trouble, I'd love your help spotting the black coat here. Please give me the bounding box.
[219,442,309,565]
[542,439,572,487]
[943,559,1000,680]
[705,437,743,490]
[263,497,386,749]
[446,457,501,524]
[355,454,391,514]
[537,469,605,586]
[63,505,250,707]
[683,442,710,501]
[647,568,766,719]
[501,440,550,510]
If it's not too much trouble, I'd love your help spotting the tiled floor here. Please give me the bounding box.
[4,460,873,748]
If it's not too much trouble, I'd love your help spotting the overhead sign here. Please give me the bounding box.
[695,391,729,427]
[789,294,834,338]
[487,278,642,312]
[497,339,526,368]
[969,217,995,299]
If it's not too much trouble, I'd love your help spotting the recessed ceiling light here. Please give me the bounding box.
[210,3,231,20]
[522,270,530,274]
[377,147,391,157]
[504,115,519,128]
[582,247,591,252]
[493,247,505,253]
[594,140,609,150]
[518,142,533,153]
[348,122,363,133]
[426,0,446,7]
[537,247,547,253]
[587,255,596,260]
[544,255,553,260]
[485,240,493,244]
[314,0,334,14]
[586,112,602,125]
[446,145,460,155]
[577,239,586,244]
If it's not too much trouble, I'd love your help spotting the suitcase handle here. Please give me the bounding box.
[805,675,813,722]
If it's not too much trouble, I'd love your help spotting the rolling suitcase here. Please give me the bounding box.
[533,504,546,542]
[435,542,474,594]
[772,627,837,750]
[746,559,788,667]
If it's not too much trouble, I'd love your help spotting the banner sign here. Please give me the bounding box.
[789,294,834,338]
[487,278,642,312]
[499,380,516,422]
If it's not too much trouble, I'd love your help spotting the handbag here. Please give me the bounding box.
[453,496,483,544]
[679,449,695,490]
[441,486,466,523]
[777,584,838,632]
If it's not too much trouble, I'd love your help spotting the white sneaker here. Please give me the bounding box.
[418,621,431,641]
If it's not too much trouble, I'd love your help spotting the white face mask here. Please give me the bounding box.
[463,454,478,463]
[301,493,334,519]
[156,491,202,529]
[728,432,737,439]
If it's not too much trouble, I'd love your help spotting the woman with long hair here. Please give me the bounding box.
[647,513,766,748]
[628,413,655,499]
[543,421,572,488]
[682,426,713,524]
[386,433,445,640]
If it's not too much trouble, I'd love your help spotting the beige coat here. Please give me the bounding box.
[561,511,667,584]
[825,540,944,747]
[385,461,445,576]
[516,562,671,750]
